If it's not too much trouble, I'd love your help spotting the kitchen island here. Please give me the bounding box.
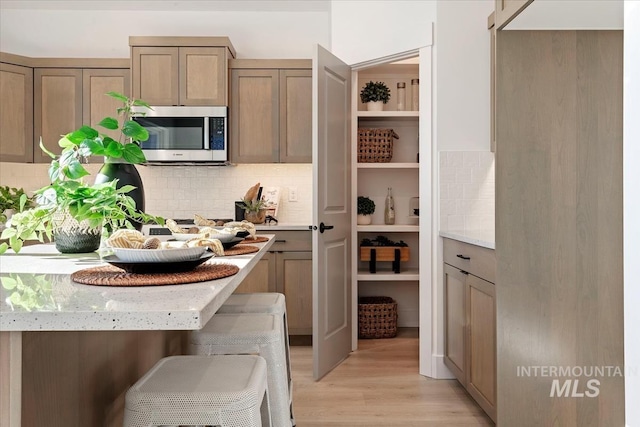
[0,235,274,427]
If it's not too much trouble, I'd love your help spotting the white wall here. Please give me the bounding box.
[329,0,437,65]
[624,2,640,425]
[0,1,329,58]
[435,0,494,152]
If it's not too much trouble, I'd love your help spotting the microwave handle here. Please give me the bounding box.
[203,117,210,149]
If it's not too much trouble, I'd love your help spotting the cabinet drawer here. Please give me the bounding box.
[266,230,311,252]
[443,238,496,283]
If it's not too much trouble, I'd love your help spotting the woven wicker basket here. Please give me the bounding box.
[358,296,398,339]
[358,128,399,163]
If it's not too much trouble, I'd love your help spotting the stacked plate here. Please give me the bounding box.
[103,246,212,274]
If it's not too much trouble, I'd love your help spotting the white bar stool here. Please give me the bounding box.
[217,293,293,415]
[123,355,271,427]
[191,313,292,427]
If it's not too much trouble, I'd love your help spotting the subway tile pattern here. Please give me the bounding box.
[0,162,312,225]
[439,151,495,232]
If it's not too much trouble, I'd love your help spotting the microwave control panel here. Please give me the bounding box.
[210,117,226,150]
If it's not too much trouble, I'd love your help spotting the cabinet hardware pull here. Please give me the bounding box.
[460,270,469,275]
[456,254,471,260]
[275,239,287,243]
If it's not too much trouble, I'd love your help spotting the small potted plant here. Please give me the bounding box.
[360,81,391,111]
[236,182,267,224]
[357,196,376,225]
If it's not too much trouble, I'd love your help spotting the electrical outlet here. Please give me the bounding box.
[289,187,298,202]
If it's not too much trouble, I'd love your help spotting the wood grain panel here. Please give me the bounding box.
[467,274,496,421]
[443,264,466,384]
[82,68,130,142]
[496,30,623,426]
[0,63,33,162]
[234,255,276,293]
[279,69,312,163]
[443,238,496,283]
[20,330,188,427]
[131,46,178,105]
[229,69,279,163]
[0,332,22,427]
[179,47,227,106]
[33,68,82,163]
[281,252,313,334]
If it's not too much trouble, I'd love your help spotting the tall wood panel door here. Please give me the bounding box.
[279,69,312,163]
[131,46,178,106]
[179,47,227,106]
[34,68,82,163]
[0,63,33,163]
[229,69,279,163]
[496,30,623,426]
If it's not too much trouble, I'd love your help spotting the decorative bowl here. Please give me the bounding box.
[111,246,206,263]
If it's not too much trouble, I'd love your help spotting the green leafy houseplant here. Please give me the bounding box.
[360,81,391,104]
[0,93,164,254]
[357,196,376,216]
[0,186,33,224]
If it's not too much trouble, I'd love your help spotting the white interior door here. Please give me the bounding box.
[312,44,352,380]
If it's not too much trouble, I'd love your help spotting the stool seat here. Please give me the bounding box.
[192,313,292,427]
[124,355,270,427]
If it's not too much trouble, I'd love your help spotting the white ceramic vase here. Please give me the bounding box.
[357,214,372,225]
[367,101,384,112]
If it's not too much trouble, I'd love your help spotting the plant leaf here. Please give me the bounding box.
[66,159,90,180]
[104,140,124,158]
[0,242,7,255]
[121,120,149,142]
[98,117,119,130]
[1,277,17,290]
[39,137,57,159]
[132,99,152,109]
[122,144,146,164]
[106,91,128,103]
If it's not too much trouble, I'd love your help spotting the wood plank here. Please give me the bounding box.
[0,332,22,427]
[496,30,623,425]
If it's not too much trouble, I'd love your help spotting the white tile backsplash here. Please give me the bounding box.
[439,151,495,233]
[0,162,312,225]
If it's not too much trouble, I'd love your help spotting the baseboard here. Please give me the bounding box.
[431,354,455,379]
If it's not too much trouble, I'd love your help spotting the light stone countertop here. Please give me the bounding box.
[0,236,274,332]
[439,229,495,250]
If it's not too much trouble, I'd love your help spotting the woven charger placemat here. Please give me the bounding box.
[71,263,239,287]
[238,235,269,244]
[223,245,259,256]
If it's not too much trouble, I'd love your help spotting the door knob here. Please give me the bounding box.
[319,222,334,233]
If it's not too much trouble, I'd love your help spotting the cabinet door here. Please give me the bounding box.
[0,63,33,163]
[466,274,496,421]
[234,252,276,294]
[179,47,227,106]
[34,68,83,163]
[279,69,312,163]
[131,46,178,105]
[443,264,467,384]
[229,69,279,163]
[278,251,312,335]
[82,68,130,142]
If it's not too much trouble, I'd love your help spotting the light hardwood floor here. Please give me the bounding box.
[290,329,494,426]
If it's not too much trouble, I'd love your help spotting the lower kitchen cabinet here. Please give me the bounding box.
[443,238,496,422]
[235,230,312,335]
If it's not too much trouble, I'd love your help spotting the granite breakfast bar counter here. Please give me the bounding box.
[0,235,275,427]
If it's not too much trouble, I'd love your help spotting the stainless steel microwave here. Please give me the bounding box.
[131,106,228,163]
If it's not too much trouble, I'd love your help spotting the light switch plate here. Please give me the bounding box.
[289,187,298,202]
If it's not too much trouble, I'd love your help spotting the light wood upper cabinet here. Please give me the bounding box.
[279,69,312,163]
[130,37,235,106]
[131,46,178,106]
[82,68,130,142]
[0,62,33,163]
[229,60,311,164]
[33,68,83,163]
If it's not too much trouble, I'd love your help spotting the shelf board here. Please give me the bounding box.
[357,269,420,281]
[357,225,419,232]
[357,111,419,118]
[357,162,419,169]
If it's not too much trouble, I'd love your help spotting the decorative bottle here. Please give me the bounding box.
[397,82,406,111]
[384,187,395,225]
[411,78,420,111]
